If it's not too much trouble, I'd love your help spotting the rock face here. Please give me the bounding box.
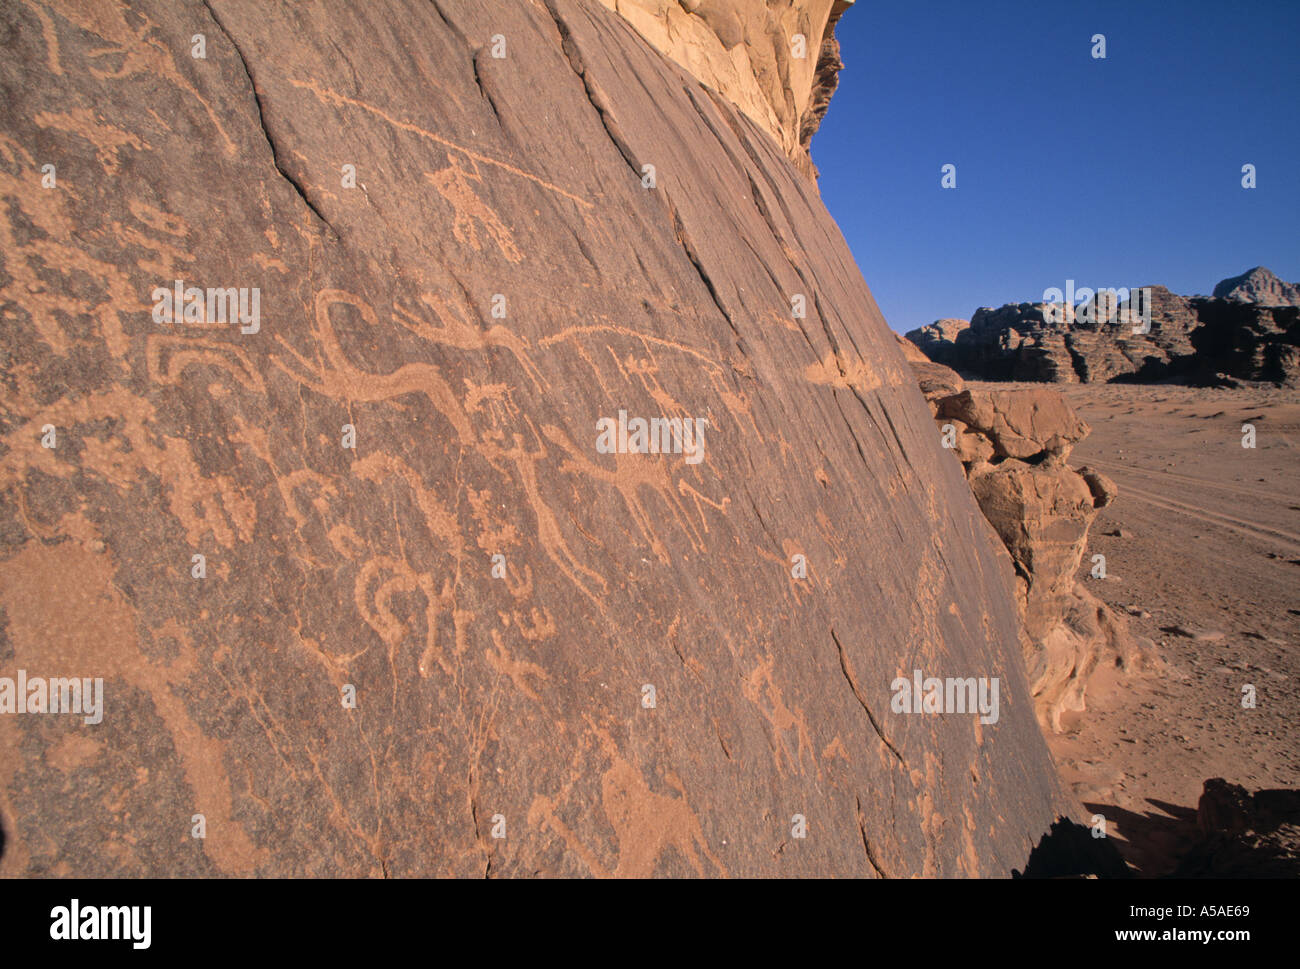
[0,0,1071,876]
[906,272,1300,386]
[907,362,1144,731]
[1213,266,1300,306]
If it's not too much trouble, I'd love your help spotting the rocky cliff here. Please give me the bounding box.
[907,270,1300,387]
[0,0,1071,876]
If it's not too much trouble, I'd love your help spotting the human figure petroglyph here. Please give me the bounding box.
[425,153,523,264]
[289,79,592,210]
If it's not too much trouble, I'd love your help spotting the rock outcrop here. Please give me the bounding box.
[905,358,1145,731]
[904,317,968,371]
[594,0,855,179]
[894,331,964,401]
[0,0,1071,876]
[905,271,1300,386]
[1173,779,1300,877]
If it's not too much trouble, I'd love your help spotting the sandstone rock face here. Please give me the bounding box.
[906,274,1300,386]
[1212,266,1300,306]
[908,371,1144,731]
[1189,298,1300,386]
[0,0,1069,876]
[595,0,854,178]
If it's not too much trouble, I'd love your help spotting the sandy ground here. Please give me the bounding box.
[973,381,1299,875]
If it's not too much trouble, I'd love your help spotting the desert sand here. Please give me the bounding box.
[1008,381,1300,875]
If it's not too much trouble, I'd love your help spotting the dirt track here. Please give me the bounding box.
[1009,382,1300,875]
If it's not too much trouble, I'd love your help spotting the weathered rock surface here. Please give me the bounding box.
[0,0,1071,876]
[905,271,1300,386]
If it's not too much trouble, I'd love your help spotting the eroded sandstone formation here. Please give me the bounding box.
[906,269,1300,386]
[900,345,1146,731]
[0,0,1072,876]
[596,0,854,178]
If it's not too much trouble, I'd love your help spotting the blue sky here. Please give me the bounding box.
[812,0,1300,333]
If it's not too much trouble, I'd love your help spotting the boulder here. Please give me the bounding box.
[894,332,964,406]
[936,389,1090,461]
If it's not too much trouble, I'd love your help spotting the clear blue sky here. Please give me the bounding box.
[813,0,1300,333]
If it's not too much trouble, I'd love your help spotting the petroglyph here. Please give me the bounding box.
[481,422,609,608]
[425,155,524,264]
[804,350,883,392]
[541,422,721,564]
[527,730,725,877]
[485,630,549,702]
[288,78,592,209]
[393,291,542,391]
[0,543,265,873]
[742,654,817,777]
[354,556,462,679]
[271,289,476,444]
[147,335,267,396]
[34,107,146,175]
[0,387,256,549]
[25,0,237,155]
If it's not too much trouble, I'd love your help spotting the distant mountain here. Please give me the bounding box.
[905,269,1300,386]
[1212,266,1300,306]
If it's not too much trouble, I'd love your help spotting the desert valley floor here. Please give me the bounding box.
[1010,381,1300,875]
